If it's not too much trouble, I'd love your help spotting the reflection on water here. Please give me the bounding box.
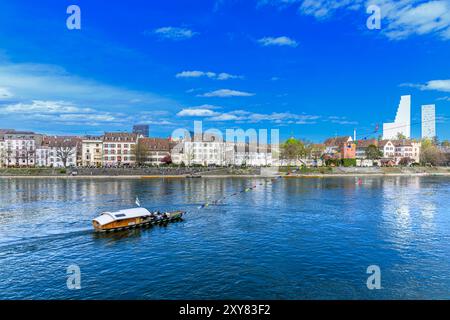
[0,177,450,299]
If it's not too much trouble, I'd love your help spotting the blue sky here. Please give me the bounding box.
[0,0,449,142]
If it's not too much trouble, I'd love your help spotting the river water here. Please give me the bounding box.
[0,177,449,299]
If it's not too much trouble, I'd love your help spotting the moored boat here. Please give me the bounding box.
[92,208,184,232]
[186,174,202,179]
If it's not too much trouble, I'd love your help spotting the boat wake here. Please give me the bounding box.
[0,228,93,252]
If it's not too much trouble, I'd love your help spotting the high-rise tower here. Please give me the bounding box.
[422,105,436,139]
[383,95,411,140]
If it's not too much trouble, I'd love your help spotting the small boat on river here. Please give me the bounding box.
[92,208,185,232]
[186,174,202,179]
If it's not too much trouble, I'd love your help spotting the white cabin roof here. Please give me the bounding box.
[93,207,151,226]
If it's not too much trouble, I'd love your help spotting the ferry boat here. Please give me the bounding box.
[92,208,185,232]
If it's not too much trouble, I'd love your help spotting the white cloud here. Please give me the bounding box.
[176,70,242,80]
[330,119,359,125]
[2,100,94,114]
[0,99,179,128]
[258,36,299,47]
[199,89,255,97]
[217,73,242,80]
[194,104,223,109]
[153,27,198,40]
[402,79,450,92]
[176,104,357,126]
[263,0,450,40]
[176,71,212,78]
[326,115,358,125]
[298,0,363,18]
[0,100,127,126]
[422,79,450,92]
[209,113,241,121]
[177,108,219,117]
[177,106,322,124]
[58,113,117,122]
[0,61,187,130]
[0,62,177,110]
[245,112,319,123]
[371,0,450,40]
[176,104,225,117]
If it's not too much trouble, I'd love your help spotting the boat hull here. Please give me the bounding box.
[93,211,184,232]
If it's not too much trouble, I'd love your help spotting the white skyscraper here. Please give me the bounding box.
[383,95,411,140]
[422,104,436,139]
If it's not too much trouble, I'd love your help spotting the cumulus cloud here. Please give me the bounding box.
[199,89,255,97]
[152,27,198,40]
[175,103,359,126]
[401,79,450,92]
[0,100,126,126]
[176,105,322,124]
[258,36,299,47]
[176,70,242,80]
[176,104,225,117]
[177,108,219,117]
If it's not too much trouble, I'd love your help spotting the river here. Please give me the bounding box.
[0,177,449,299]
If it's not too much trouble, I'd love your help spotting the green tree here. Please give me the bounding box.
[365,144,383,160]
[342,158,357,167]
[421,145,444,166]
[421,138,434,149]
[134,141,150,166]
[442,140,450,147]
[396,132,407,140]
[281,137,305,162]
[309,144,325,160]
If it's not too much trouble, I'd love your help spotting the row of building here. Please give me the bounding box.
[322,136,421,167]
[0,127,428,168]
[0,129,275,168]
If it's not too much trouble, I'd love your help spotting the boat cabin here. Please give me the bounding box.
[93,208,153,231]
